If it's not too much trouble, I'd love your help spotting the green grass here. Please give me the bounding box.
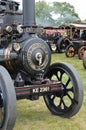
[14,53,86,130]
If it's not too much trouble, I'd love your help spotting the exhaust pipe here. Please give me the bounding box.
[23,0,36,26]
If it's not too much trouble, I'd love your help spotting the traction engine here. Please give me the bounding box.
[0,0,83,130]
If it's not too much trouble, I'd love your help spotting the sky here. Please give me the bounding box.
[15,0,86,20]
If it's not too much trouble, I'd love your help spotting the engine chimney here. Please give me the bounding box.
[23,0,36,26]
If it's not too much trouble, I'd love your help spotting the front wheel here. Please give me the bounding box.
[0,66,16,130]
[65,44,75,58]
[43,62,83,118]
[78,46,86,60]
[50,43,57,52]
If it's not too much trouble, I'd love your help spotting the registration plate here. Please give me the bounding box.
[32,87,50,93]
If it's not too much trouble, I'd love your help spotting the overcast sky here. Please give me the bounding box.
[15,0,86,20]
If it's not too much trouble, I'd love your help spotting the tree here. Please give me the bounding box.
[35,1,80,26]
[52,2,80,25]
[36,1,55,26]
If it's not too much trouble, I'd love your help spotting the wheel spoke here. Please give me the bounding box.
[58,97,62,108]
[57,96,68,110]
[67,87,74,92]
[67,93,73,102]
[65,77,71,86]
[54,71,60,81]
[51,95,56,102]
[57,71,64,81]
[61,97,68,110]
[67,93,78,105]
[56,97,63,110]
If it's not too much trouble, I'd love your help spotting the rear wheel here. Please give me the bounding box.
[43,62,83,118]
[0,66,16,130]
[57,37,70,53]
[57,37,64,53]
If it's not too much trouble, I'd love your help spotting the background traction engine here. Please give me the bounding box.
[0,0,83,130]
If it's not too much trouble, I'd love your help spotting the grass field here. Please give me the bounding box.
[14,53,86,130]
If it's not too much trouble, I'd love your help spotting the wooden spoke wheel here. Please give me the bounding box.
[65,44,75,58]
[78,46,86,60]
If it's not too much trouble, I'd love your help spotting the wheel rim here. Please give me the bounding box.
[51,44,57,51]
[44,67,76,113]
[67,46,75,57]
[0,82,6,128]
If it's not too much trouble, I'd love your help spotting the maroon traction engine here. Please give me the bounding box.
[0,0,83,130]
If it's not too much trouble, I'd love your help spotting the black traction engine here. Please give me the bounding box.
[0,0,83,130]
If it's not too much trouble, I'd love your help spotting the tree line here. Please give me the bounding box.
[36,1,80,26]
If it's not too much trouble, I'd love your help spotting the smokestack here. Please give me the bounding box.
[23,0,36,26]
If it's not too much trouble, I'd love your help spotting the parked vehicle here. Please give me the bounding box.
[59,23,86,59]
[39,26,67,53]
